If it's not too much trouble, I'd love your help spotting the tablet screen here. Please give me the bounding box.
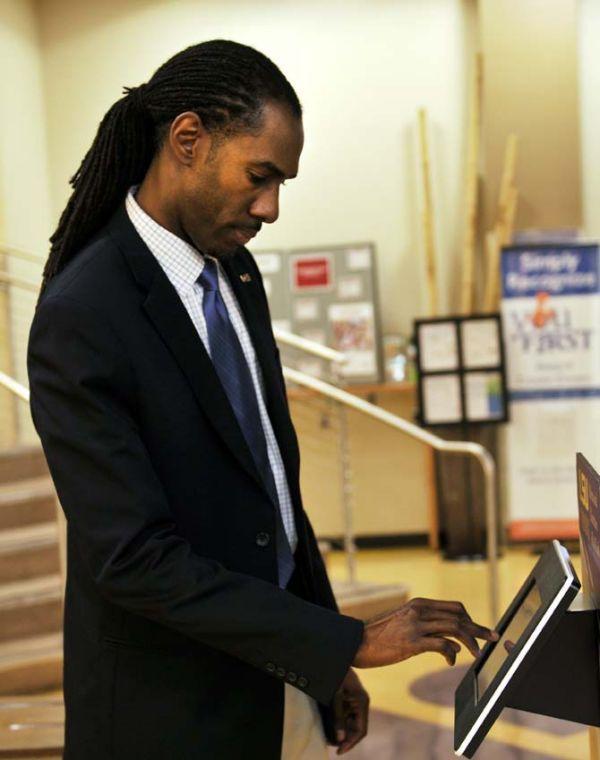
[476,583,542,701]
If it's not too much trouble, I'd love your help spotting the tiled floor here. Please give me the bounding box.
[327,546,589,760]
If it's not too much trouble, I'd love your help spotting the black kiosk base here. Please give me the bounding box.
[506,595,600,727]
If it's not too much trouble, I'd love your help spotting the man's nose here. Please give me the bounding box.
[249,186,279,224]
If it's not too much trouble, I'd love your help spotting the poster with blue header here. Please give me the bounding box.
[501,244,600,539]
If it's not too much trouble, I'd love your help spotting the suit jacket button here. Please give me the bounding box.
[297,676,308,688]
[256,532,270,547]
[287,672,297,683]
[266,662,276,673]
[276,666,286,678]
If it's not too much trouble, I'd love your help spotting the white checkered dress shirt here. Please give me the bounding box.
[125,188,297,552]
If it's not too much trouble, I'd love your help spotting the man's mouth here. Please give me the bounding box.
[231,226,259,246]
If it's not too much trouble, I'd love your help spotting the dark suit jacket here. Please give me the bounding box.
[27,205,364,760]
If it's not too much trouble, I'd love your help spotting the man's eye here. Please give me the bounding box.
[249,173,268,185]
[248,173,287,187]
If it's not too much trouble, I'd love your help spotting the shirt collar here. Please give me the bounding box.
[125,185,205,292]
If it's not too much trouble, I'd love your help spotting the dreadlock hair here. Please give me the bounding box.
[40,39,302,296]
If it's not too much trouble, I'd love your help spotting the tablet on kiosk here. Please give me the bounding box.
[454,540,581,757]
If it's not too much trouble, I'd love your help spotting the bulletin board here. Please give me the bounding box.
[253,243,383,383]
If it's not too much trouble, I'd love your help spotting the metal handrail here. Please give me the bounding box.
[0,271,40,293]
[0,244,45,265]
[0,370,29,403]
[283,366,499,621]
[273,326,346,365]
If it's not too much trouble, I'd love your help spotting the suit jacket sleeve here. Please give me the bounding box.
[27,293,363,706]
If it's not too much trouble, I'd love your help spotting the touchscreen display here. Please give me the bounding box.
[476,584,542,701]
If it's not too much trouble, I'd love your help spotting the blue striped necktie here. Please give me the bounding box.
[198,258,295,588]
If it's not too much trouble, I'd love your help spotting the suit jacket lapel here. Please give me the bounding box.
[108,205,266,494]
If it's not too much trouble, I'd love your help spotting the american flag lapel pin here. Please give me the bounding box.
[240,273,252,283]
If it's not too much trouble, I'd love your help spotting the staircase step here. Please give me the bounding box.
[0,524,60,583]
[0,690,63,757]
[0,477,56,530]
[0,633,63,695]
[0,576,62,643]
[0,447,49,485]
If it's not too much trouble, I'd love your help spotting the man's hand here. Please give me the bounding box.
[331,668,369,755]
[353,598,498,669]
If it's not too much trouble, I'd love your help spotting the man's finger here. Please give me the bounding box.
[412,600,498,642]
[419,620,482,658]
[337,718,359,755]
[471,624,498,643]
[337,724,362,754]
[417,609,498,643]
[420,607,498,641]
[418,636,460,666]
[411,598,470,617]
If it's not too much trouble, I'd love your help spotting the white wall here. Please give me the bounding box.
[0,0,52,442]
[37,0,477,334]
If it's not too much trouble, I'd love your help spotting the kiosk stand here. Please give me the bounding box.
[506,593,600,727]
[455,454,600,757]
[454,540,581,757]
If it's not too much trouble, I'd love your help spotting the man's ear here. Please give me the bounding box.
[167,112,211,166]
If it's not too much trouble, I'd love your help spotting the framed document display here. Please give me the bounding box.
[415,314,509,427]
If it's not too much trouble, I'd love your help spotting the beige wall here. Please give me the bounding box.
[37,0,478,332]
[480,0,581,231]
[0,0,51,253]
[579,0,600,240]
[0,0,51,443]
[28,0,600,315]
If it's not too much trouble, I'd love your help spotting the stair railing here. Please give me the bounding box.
[0,271,39,293]
[0,257,41,445]
[272,326,347,365]
[0,370,29,403]
[0,244,44,266]
[275,336,500,622]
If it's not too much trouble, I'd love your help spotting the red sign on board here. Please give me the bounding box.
[292,256,332,290]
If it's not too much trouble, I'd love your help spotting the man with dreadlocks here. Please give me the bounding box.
[28,40,496,760]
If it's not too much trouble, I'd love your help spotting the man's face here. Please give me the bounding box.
[177,102,304,257]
